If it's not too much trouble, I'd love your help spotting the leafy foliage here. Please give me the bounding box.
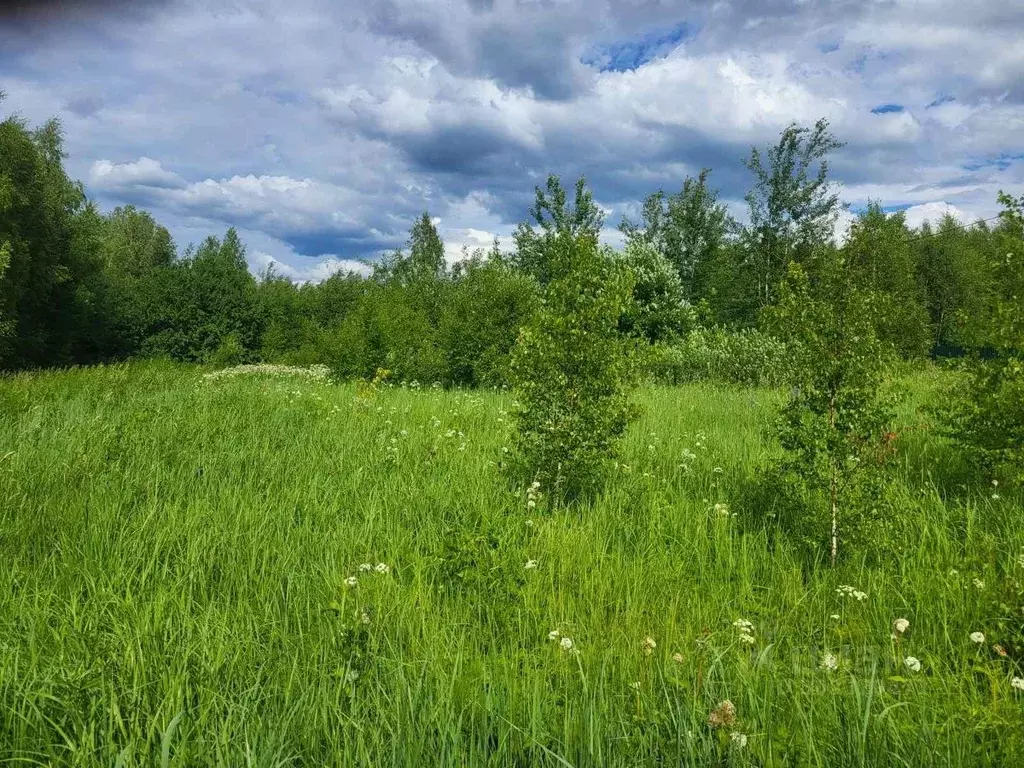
[762,257,896,564]
[742,119,845,314]
[943,192,1024,483]
[619,240,695,344]
[646,326,792,387]
[507,176,637,503]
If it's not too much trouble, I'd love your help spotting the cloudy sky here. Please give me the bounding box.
[1,0,1022,281]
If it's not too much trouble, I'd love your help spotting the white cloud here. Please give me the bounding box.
[90,157,184,189]
[2,0,1020,273]
[902,202,967,229]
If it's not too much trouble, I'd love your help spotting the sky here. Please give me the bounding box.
[1,0,1022,282]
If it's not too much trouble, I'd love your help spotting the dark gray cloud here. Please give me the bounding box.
[1,0,1022,276]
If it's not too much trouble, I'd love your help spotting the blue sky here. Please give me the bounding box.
[1,0,1022,281]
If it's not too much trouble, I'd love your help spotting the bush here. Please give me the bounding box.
[438,259,539,387]
[619,240,695,344]
[760,259,897,565]
[645,326,791,387]
[943,192,1024,484]
[507,177,638,503]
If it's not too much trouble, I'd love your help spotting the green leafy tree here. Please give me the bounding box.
[620,169,733,300]
[763,255,895,565]
[944,193,1024,483]
[843,203,931,358]
[144,229,262,361]
[507,176,637,503]
[619,239,695,344]
[99,205,177,356]
[915,214,994,353]
[0,102,109,367]
[511,175,604,286]
[439,253,539,387]
[743,119,845,316]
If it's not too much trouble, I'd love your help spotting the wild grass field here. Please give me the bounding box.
[1,361,1022,766]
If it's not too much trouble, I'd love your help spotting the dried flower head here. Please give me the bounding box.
[708,700,737,729]
[642,636,657,655]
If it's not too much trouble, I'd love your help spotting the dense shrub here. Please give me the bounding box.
[507,176,638,503]
[645,326,792,387]
[943,192,1024,484]
[761,259,896,565]
[619,240,696,344]
[439,258,539,387]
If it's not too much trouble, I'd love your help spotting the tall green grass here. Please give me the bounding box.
[0,361,1021,766]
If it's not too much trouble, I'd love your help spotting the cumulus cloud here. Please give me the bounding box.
[1,0,1021,280]
[90,157,185,189]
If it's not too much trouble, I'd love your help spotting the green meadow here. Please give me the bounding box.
[1,362,1022,766]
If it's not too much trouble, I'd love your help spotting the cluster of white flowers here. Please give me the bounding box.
[904,656,922,672]
[642,636,657,656]
[672,652,685,664]
[524,559,539,570]
[730,732,748,748]
[733,619,756,645]
[972,578,985,590]
[970,631,986,644]
[821,652,839,671]
[548,628,578,653]
[202,363,331,382]
[893,618,910,635]
[526,481,541,511]
[713,502,732,518]
[345,563,390,587]
[1012,677,1024,692]
[836,585,867,601]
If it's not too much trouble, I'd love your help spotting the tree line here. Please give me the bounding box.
[0,99,1016,386]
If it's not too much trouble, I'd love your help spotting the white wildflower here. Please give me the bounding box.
[344,576,358,588]
[730,732,748,748]
[375,563,390,574]
[738,632,756,645]
[733,619,754,632]
[548,629,561,641]
[642,636,657,655]
[358,563,373,572]
[559,637,574,651]
[629,680,641,690]
[970,631,986,644]
[672,652,684,664]
[524,559,539,570]
[1011,677,1024,692]
[904,656,922,672]
[821,652,839,671]
[893,618,910,635]
[360,611,371,625]
[972,578,985,590]
[830,614,840,621]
